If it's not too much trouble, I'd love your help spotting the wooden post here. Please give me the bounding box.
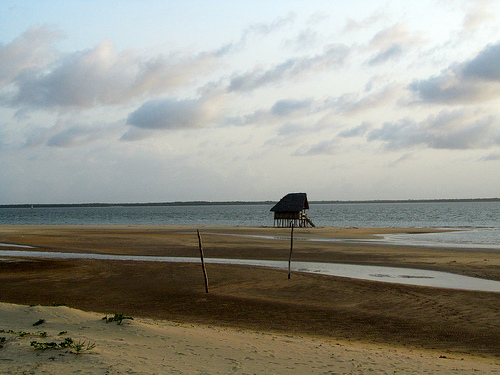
[197,229,209,293]
[288,223,294,279]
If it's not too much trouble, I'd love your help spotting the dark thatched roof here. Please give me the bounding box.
[270,193,309,212]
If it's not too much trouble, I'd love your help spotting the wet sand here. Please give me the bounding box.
[0,225,499,366]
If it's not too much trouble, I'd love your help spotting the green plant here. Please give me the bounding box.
[30,337,95,353]
[70,340,96,353]
[0,336,6,349]
[59,337,74,348]
[30,340,59,350]
[102,313,133,325]
[0,329,31,337]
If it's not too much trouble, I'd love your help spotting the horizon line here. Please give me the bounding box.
[1,197,499,208]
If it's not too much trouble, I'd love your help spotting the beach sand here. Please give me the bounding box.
[1,225,499,373]
[1,302,498,374]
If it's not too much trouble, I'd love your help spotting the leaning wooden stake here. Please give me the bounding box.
[288,223,294,279]
[197,229,209,293]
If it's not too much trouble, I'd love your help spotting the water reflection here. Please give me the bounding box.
[0,243,34,248]
[381,228,500,250]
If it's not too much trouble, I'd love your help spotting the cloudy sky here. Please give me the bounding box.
[1,0,500,204]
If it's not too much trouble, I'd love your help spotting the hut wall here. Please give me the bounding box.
[274,212,300,219]
[273,211,311,227]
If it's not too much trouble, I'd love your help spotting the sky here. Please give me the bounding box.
[1,0,500,204]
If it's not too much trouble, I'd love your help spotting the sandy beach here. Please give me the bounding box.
[1,302,499,374]
[1,225,499,373]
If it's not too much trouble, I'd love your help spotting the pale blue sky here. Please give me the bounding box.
[1,0,500,204]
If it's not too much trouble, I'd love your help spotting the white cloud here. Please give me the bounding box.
[284,28,319,51]
[368,44,403,65]
[462,42,500,81]
[480,152,500,161]
[23,117,122,148]
[45,125,107,147]
[225,98,315,128]
[217,13,296,56]
[368,23,410,48]
[409,41,500,104]
[365,23,426,66]
[270,98,313,116]
[368,110,500,150]
[293,138,340,156]
[462,0,497,31]
[3,33,219,110]
[325,84,402,115]
[126,95,224,130]
[338,122,372,138]
[0,25,64,85]
[227,44,350,92]
[342,11,385,33]
[1,1,500,204]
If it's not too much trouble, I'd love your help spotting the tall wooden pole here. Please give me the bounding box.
[197,229,209,293]
[288,223,294,279]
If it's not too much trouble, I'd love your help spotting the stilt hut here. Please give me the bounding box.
[270,193,315,227]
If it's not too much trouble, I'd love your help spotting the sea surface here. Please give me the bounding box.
[0,201,499,249]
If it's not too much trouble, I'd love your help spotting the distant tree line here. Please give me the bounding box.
[1,198,499,209]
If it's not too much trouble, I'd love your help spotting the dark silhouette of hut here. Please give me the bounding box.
[270,193,315,227]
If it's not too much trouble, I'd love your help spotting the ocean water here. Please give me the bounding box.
[0,201,499,248]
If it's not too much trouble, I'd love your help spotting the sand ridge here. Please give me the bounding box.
[1,302,498,374]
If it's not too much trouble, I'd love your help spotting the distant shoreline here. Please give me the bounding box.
[1,197,499,209]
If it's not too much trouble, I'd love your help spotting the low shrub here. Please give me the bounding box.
[102,313,133,325]
[30,337,95,353]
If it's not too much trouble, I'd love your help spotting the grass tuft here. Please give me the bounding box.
[102,313,134,325]
[30,337,96,353]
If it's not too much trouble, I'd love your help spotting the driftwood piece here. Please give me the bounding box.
[197,229,209,293]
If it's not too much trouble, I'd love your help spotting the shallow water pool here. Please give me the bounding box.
[1,249,499,292]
